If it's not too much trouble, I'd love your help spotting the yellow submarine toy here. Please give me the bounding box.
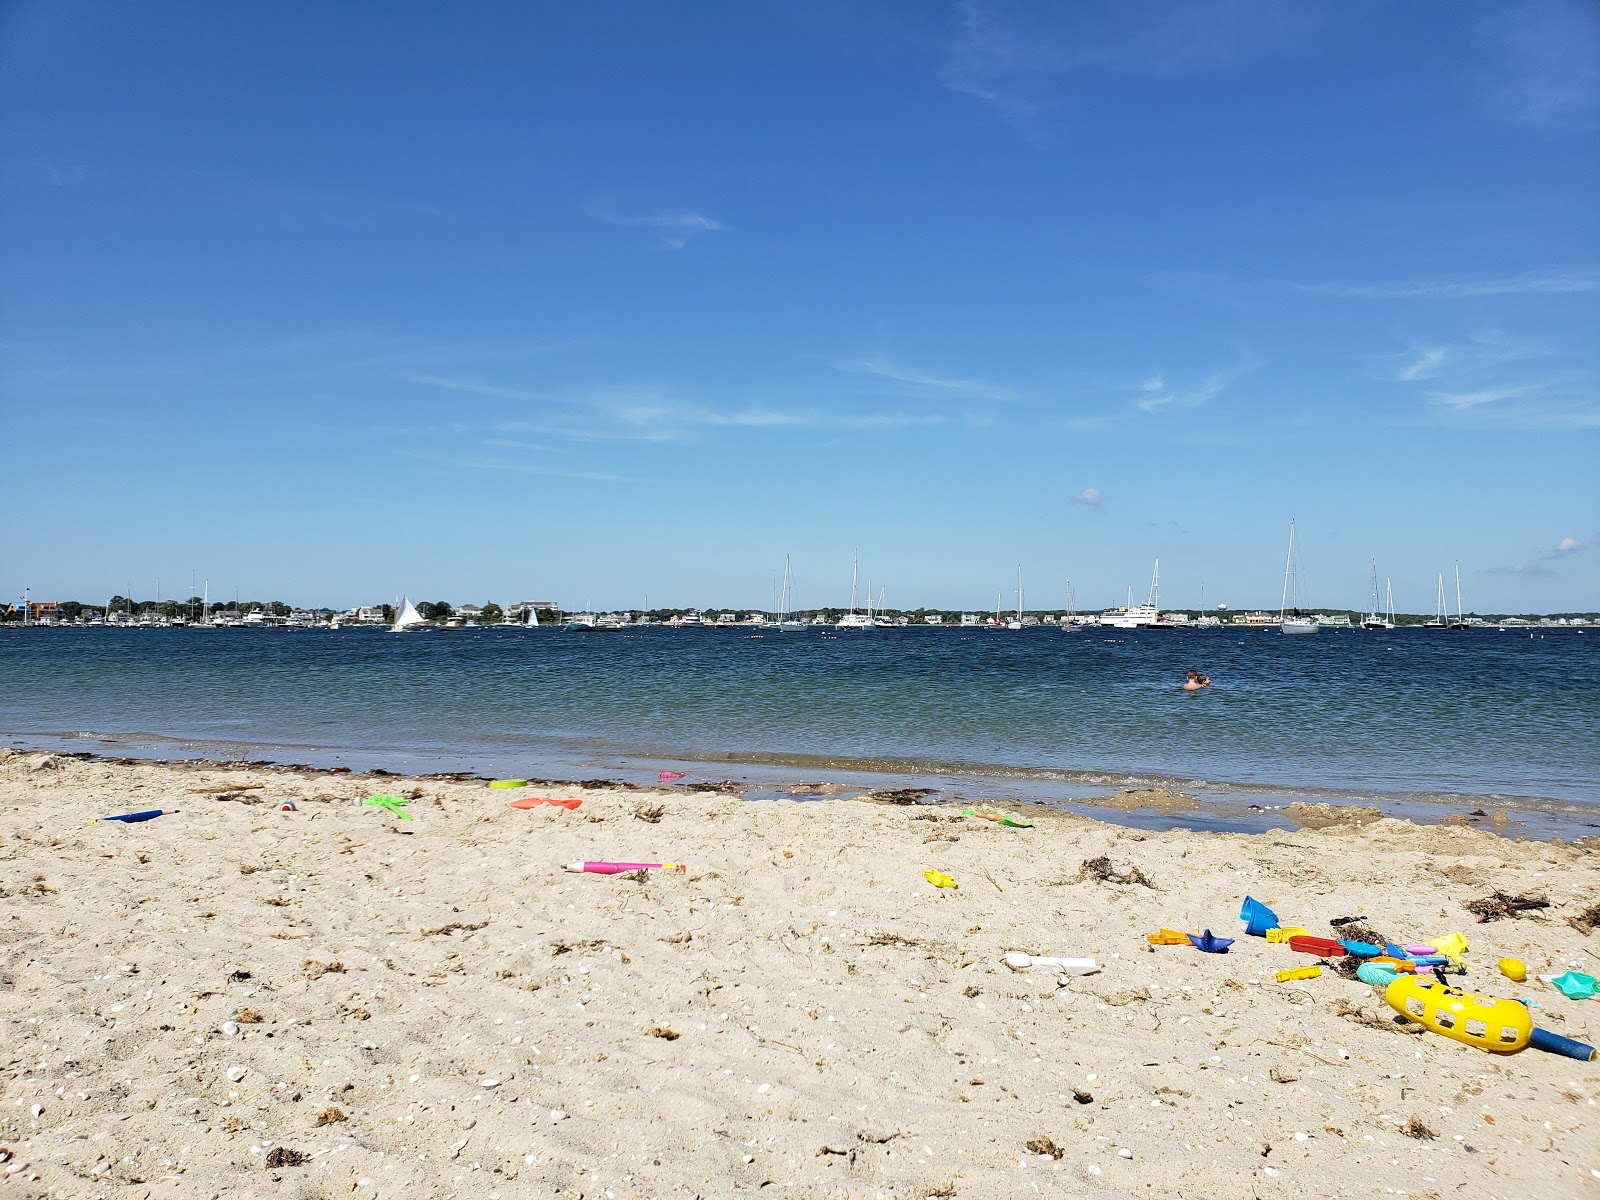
[1384,976,1532,1053]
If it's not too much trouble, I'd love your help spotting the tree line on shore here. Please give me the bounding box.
[6,597,1597,625]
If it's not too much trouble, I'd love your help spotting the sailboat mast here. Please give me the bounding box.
[1016,565,1022,620]
[1455,561,1464,625]
[850,552,858,616]
[1280,520,1296,619]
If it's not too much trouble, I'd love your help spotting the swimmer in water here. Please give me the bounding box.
[1183,670,1210,691]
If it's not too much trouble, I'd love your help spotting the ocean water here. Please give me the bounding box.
[2,625,1596,834]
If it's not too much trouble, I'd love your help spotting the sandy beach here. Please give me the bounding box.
[2,748,1596,1199]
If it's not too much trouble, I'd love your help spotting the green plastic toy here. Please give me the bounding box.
[363,794,413,820]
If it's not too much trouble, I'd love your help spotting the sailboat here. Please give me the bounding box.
[1006,566,1024,630]
[773,556,806,630]
[1424,574,1449,628]
[1147,560,1175,629]
[392,596,427,631]
[836,553,875,630]
[1062,580,1087,630]
[1280,521,1319,634]
[1362,562,1393,630]
[1450,562,1469,630]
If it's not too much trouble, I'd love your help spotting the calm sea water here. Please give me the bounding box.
[2,625,1596,832]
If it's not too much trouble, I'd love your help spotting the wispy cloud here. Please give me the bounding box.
[836,357,1015,402]
[1073,486,1103,507]
[607,399,944,435]
[1384,330,1599,429]
[395,372,545,403]
[588,204,727,250]
[1428,383,1546,412]
[455,458,632,483]
[1133,364,1250,412]
[36,161,86,187]
[1485,562,1558,578]
[1479,0,1600,130]
[1295,269,1600,299]
[1396,344,1447,381]
[939,0,1325,124]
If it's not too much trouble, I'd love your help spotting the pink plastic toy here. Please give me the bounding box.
[565,861,685,875]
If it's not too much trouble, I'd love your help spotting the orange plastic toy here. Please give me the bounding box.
[1146,929,1193,946]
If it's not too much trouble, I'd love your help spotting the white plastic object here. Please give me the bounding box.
[1002,952,1099,975]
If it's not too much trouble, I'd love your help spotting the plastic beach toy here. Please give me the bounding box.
[94,808,176,824]
[1001,952,1099,975]
[565,861,685,875]
[1276,965,1322,982]
[1357,962,1404,988]
[1426,932,1469,961]
[507,797,582,810]
[1340,940,1382,958]
[362,795,412,820]
[658,770,685,782]
[1265,926,1311,944]
[1498,958,1527,983]
[1240,896,1279,937]
[1288,935,1346,957]
[488,779,528,789]
[924,870,958,889]
[961,808,1034,828]
[277,801,297,812]
[1385,977,1532,1053]
[1188,930,1233,954]
[1546,971,1598,1000]
[1147,929,1193,946]
[1529,1027,1598,1062]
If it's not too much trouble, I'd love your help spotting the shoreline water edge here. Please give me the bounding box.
[1,748,1595,1198]
[4,730,1596,843]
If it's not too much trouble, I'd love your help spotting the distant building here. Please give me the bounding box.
[923,614,944,624]
[1232,611,1278,625]
[27,601,61,623]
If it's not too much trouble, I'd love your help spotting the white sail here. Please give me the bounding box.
[1280,521,1319,634]
[393,596,426,631]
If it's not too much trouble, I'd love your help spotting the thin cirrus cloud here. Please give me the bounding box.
[1478,0,1600,131]
[1294,269,1600,299]
[454,457,632,483]
[394,371,546,403]
[836,357,1015,402]
[587,204,727,250]
[1133,364,1249,412]
[939,0,1325,122]
[1395,344,1448,382]
[1383,332,1599,428]
[1073,486,1104,507]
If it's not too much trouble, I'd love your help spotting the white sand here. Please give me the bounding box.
[2,748,1596,1199]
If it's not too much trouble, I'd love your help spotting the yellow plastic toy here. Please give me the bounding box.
[1498,958,1527,983]
[1427,932,1470,962]
[1384,976,1531,1054]
[1147,928,1192,946]
[1275,965,1322,982]
[923,870,958,889]
[1265,926,1311,943]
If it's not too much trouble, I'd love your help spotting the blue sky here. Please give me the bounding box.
[3,0,1596,614]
